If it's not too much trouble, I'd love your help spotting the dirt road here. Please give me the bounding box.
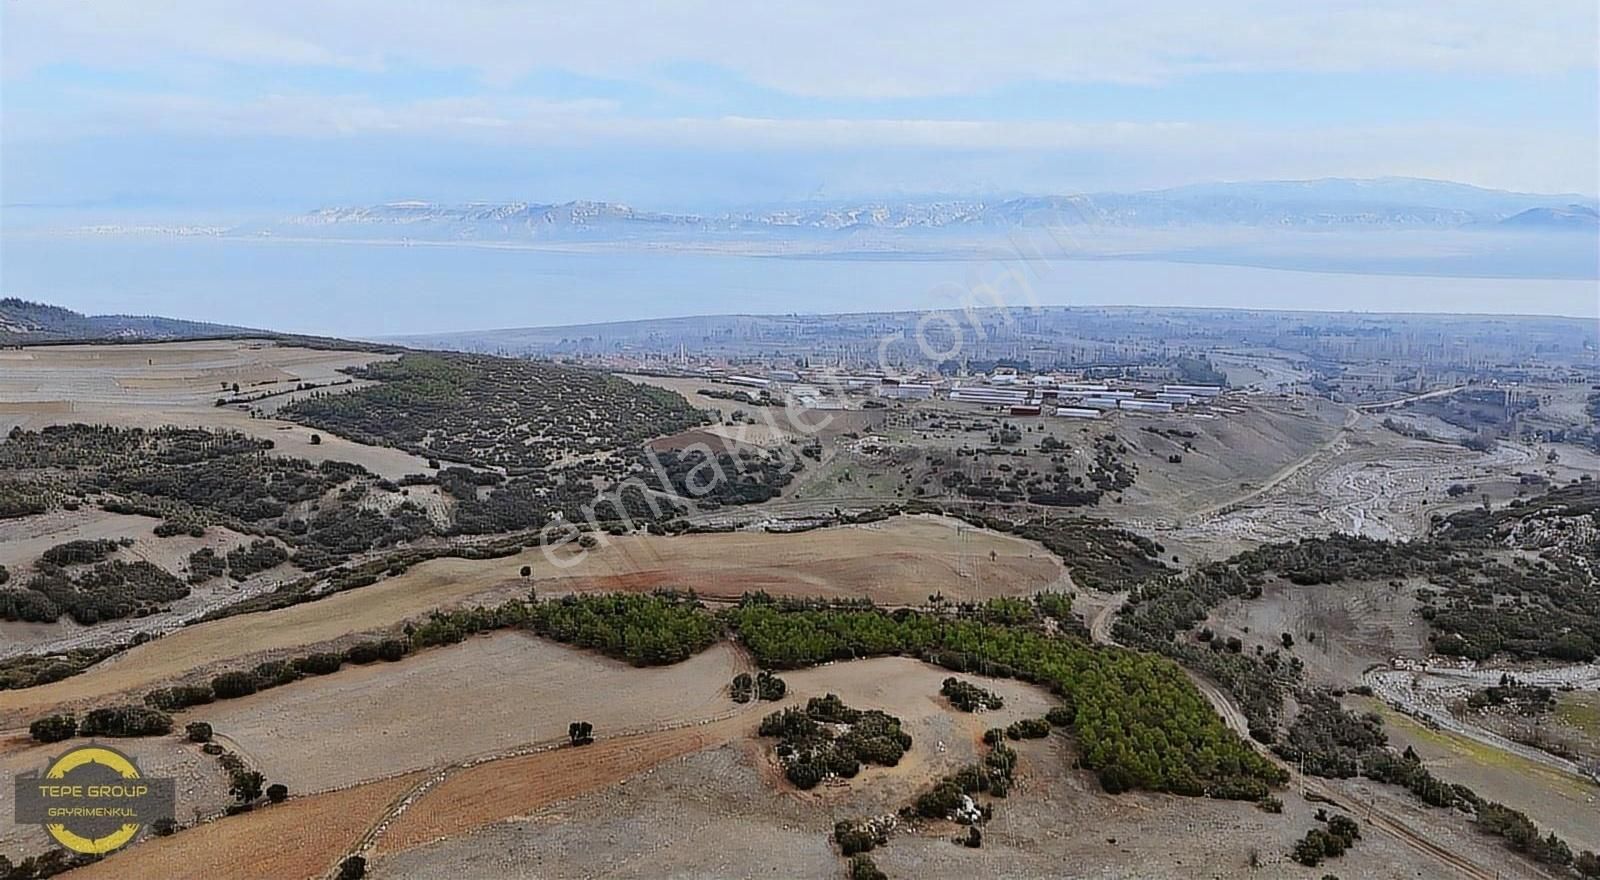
[1083,586,1519,880]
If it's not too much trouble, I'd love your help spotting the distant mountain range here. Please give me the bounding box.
[233,178,1599,243]
[1499,204,1600,230]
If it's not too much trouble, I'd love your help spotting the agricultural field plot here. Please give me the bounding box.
[0,734,233,861]
[374,656,1059,863]
[0,340,388,409]
[0,516,1057,720]
[0,508,254,581]
[1555,692,1600,758]
[549,515,1062,606]
[67,771,425,880]
[622,373,878,441]
[760,658,1060,809]
[373,723,1531,880]
[0,340,436,480]
[374,744,841,880]
[619,374,777,419]
[195,635,748,793]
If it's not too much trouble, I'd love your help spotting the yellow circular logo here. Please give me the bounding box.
[13,745,174,855]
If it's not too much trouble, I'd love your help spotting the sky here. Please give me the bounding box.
[2,1,1598,215]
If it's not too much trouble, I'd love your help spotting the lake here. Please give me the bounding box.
[3,236,1595,337]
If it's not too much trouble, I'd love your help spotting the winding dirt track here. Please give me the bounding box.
[1085,587,1514,880]
[1190,404,1361,520]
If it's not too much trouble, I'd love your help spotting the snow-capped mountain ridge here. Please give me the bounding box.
[255,178,1597,242]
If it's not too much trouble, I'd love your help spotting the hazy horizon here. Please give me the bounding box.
[3,2,1597,331]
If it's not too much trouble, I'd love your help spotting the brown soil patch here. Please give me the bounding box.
[377,719,746,855]
[69,772,422,880]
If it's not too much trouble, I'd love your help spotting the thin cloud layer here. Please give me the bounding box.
[2,1,1596,205]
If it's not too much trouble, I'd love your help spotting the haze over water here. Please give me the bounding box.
[5,237,1595,338]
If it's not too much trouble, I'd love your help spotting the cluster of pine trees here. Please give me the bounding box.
[726,598,1285,799]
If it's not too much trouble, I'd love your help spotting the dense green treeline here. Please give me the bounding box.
[526,593,724,666]
[724,598,1285,799]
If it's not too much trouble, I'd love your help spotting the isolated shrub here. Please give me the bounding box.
[1005,718,1051,740]
[338,856,367,880]
[185,722,214,743]
[266,783,288,804]
[756,670,787,701]
[942,677,1004,712]
[834,822,879,856]
[29,714,77,743]
[568,721,594,746]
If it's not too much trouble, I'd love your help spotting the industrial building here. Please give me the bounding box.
[949,386,1031,405]
[876,383,934,400]
[1054,407,1103,419]
[1118,399,1174,413]
[1163,384,1223,397]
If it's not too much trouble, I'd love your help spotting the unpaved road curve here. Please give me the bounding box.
[1083,587,1513,880]
[1364,665,1600,783]
[1190,404,1361,520]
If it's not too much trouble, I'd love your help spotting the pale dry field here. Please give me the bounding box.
[0,516,1056,721]
[197,636,748,793]
[551,514,1061,604]
[0,340,438,480]
[376,720,1546,880]
[618,374,759,414]
[375,655,1060,858]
